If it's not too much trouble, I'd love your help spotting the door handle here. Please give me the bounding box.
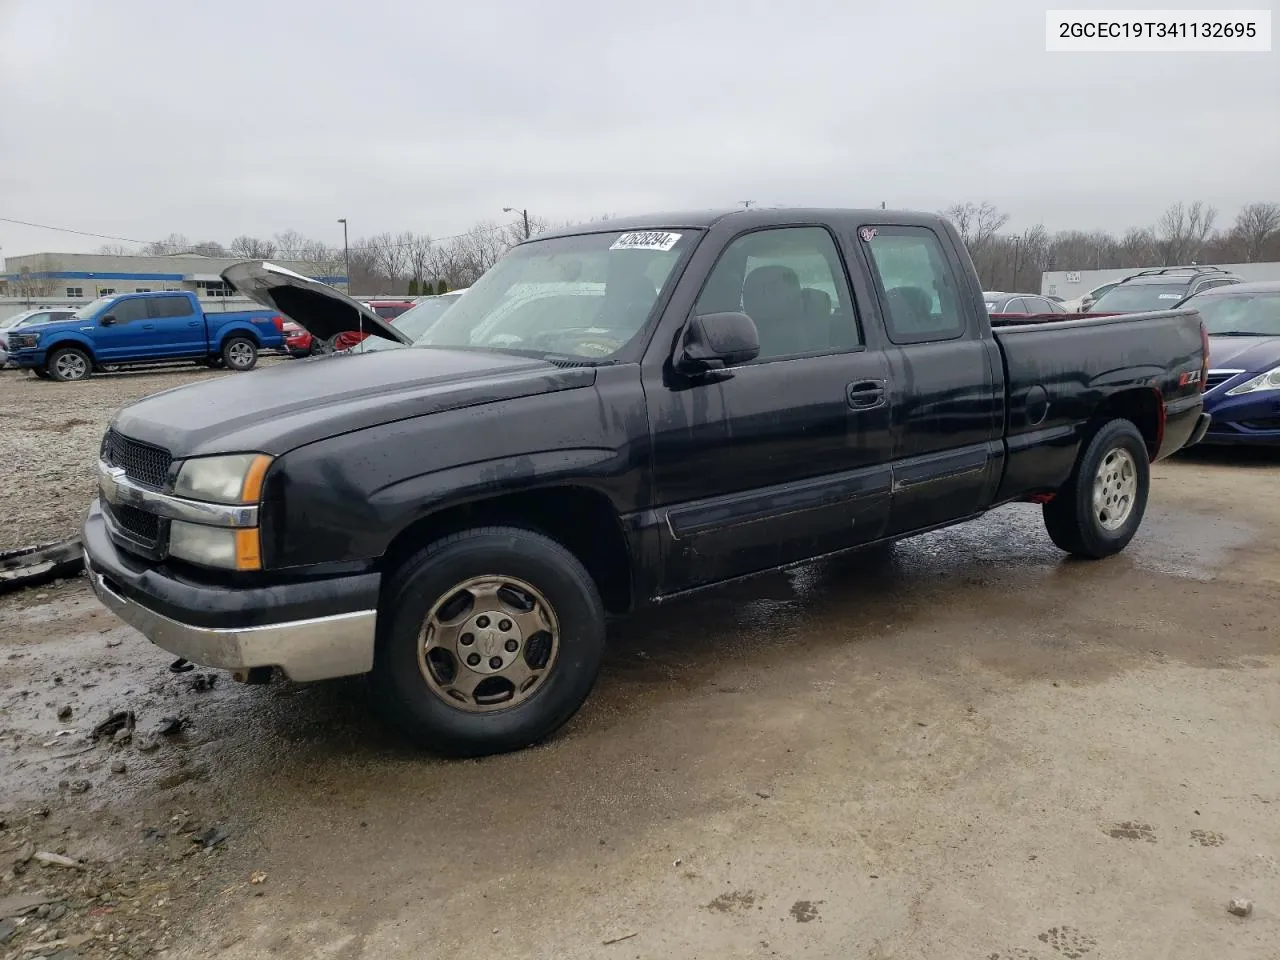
[846,379,886,410]
[188,320,199,327]
[142,323,155,330]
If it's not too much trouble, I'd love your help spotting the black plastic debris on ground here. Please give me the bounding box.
[186,673,217,693]
[90,710,136,741]
[168,657,194,674]
[194,826,229,849]
[155,714,190,736]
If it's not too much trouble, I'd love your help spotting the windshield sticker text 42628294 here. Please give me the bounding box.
[610,231,682,252]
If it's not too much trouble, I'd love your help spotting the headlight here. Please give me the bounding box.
[1226,365,1280,397]
[174,453,272,504]
[169,520,261,571]
[9,333,39,349]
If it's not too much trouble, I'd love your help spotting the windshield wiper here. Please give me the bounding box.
[1210,331,1276,337]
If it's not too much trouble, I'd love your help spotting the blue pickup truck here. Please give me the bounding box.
[6,291,284,381]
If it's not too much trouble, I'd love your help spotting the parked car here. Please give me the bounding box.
[342,289,468,354]
[0,308,77,367]
[1059,279,1124,313]
[6,292,284,381]
[1088,266,1242,315]
[83,208,1210,757]
[983,292,1068,315]
[296,291,469,357]
[1178,281,1280,446]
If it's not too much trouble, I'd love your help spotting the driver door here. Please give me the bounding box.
[643,225,894,594]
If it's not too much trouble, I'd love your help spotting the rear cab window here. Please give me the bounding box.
[859,226,966,343]
[147,295,195,319]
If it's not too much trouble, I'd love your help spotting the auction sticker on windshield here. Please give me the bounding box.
[610,231,682,252]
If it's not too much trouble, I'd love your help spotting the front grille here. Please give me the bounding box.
[108,502,161,544]
[1204,370,1241,392]
[101,428,171,489]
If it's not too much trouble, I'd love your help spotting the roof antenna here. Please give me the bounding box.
[739,200,754,209]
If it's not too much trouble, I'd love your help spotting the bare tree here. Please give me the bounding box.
[402,232,434,289]
[272,229,310,260]
[941,202,1009,250]
[229,236,278,259]
[1156,201,1217,265]
[94,243,139,256]
[189,240,228,258]
[1117,227,1159,268]
[144,233,192,256]
[1231,202,1280,262]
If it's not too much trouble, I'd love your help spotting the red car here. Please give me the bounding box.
[282,300,414,356]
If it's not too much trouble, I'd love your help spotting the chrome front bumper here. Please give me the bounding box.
[86,554,377,682]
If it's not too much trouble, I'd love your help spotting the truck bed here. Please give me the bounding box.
[992,307,1205,502]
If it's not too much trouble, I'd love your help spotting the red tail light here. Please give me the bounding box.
[1199,321,1209,392]
[271,315,284,332]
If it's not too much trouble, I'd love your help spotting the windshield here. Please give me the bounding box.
[1090,283,1190,313]
[72,296,115,320]
[1192,293,1280,336]
[411,230,695,359]
[355,293,465,353]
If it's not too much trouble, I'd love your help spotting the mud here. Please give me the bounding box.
[0,448,1278,960]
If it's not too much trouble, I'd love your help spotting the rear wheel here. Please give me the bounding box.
[221,337,258,371]
[47,347,92,382]
[1043,418,1149,559]
[370,526,606,757]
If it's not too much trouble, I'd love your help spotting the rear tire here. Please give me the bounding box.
[1043,418,1150,559]
[47,347,92,382]
[221,337,258,371]
[370,526,606,757]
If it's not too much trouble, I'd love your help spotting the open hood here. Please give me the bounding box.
[221,261,412,345]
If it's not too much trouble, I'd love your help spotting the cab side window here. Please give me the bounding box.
[861,226,966,343]
[148,295,195,319]
[694,226,860,361]
[108,299,150,324]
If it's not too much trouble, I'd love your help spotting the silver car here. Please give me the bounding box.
[0,308,78,367]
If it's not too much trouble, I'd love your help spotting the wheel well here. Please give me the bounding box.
[1094,387,1162,460]
[44,341,95,361]
[220,329,260,351]
[380,486,633,614]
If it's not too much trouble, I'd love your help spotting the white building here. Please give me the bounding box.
[1,251,347,300]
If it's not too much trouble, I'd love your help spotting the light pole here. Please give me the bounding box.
[503,207,530,240]
[337,218,350,293]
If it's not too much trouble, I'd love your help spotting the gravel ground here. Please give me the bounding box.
[0,360,286,553]
[1,448,1277,959]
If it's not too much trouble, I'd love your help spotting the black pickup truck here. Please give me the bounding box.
[83,209,1212,756]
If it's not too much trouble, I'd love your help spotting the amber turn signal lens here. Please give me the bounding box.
[240,455,273,503]
[234,529,262,571]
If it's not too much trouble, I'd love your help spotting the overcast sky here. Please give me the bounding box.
[1,0,1277,258]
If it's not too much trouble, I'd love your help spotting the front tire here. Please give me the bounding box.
[221,336,258,371]
[370,526,606,757]
[47,347,92,382]
[1043,418,1150,559]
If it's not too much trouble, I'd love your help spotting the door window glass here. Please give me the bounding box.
[695,226,860,360]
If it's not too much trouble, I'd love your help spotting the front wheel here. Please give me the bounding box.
[370,526,606,757]
[1043,418,1150,559]
[221,337,258,371]
[47,347,92,382]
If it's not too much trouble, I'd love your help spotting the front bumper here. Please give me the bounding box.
[10,349,46,369]
[83,501,380,681]
[1201,395,1280,446]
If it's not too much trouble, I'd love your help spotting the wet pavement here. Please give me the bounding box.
[1,451,1278,959]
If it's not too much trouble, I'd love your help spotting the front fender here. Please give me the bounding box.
[11,332,96,366]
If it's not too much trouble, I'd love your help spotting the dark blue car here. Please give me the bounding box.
[1182,281,1280,446]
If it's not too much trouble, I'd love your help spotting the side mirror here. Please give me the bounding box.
[676,311,759,372]
[100,315,116,326]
